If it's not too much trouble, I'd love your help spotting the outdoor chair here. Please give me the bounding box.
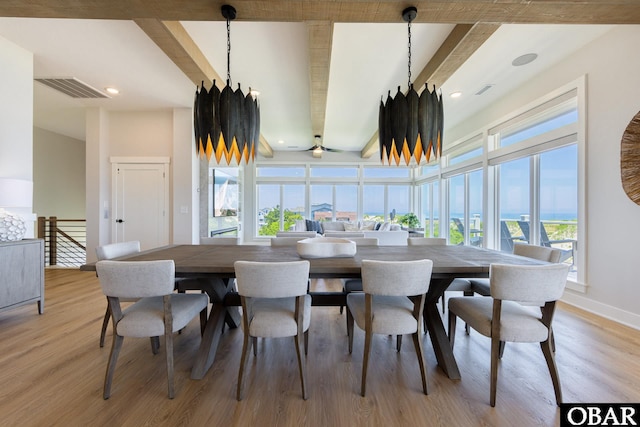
[452,217,482,247]
[517,221,575,264]
[347,259,433,396]
[448,262,569,406]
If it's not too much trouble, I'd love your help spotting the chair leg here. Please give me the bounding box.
[165,330,175,399]
[550,328,556,353]
[441,294,446,314]
[199,307,208,336]
[541,339,563,405]
[103,334,124,399]
[236,332,253,401]
[150,336,160,354]
[99,302,111,348]
[294,333,308,400]
[411,332,429,395]
[361,328,373,397]
[498,341,506,359]
[448,311,457,347]
[490,336,501,407]
[396,335,402,352]
[253,337,258,357]
[346,308,355,354]
[304,330,309,356]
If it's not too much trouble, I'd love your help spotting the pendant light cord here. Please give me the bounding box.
[407,18,412,89]
[226,17,232,87]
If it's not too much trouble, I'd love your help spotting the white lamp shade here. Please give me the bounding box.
[0,178,33,208]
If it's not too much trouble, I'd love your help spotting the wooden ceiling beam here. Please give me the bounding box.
[361,23,499,159]
[2,1,639,24]
[135,19,273,158]
[307,21,333,139]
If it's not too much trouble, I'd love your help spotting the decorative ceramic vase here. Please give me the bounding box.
[0,208,27,242]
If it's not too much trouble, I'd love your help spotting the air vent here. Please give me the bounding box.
[34,77,110,98]
[475,84,494,96]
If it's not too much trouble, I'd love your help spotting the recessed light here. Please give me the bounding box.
[105,87,119,95]
[278,140,284,144]
[450,91,462,99]
[512,53,538,67]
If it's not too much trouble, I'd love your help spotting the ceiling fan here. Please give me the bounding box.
[307,135,341,157]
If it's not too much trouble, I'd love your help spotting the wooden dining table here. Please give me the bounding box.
[81,243,546,380]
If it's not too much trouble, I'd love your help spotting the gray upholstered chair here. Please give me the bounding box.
[95,241,141,347]
[234,260,311,400]
[347,259,433,396]
[270,236,310,246]
[340,237,379,314]
[407,237,446,246]
[448,262,569,406]
[200,236,240,245]
[406,237,449,312]
[454,243,562,298]
[96,260,208,399]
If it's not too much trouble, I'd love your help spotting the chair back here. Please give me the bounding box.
[408,237,446,246]
[500,221,517,253]
[96,260,175,298]
[349,237,379,246]
[361,259,433,296]
[489,263,569,304]
[235,260,310,298]
[270,236,309,246]
[96,241,140,260]
[513,243,562,263]
[275,231,318,238]
[200,237,239,245]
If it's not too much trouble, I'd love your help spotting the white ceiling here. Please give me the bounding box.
[0,17,614,152]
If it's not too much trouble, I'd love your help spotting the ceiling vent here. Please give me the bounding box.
[34,77,110,98]
[475,84,494,96]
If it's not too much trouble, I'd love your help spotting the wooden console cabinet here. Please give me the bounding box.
[0,239,44,314]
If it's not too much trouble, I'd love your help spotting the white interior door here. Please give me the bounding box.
[112,159,169,250]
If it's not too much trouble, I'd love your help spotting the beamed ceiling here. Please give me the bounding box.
[1,1,638,159]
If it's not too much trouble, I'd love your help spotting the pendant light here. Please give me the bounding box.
[378,6,444,166]
[194,4,260,164]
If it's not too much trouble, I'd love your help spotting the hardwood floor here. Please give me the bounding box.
[1,269,639,426]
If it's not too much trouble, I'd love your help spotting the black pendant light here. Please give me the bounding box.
[194,4,260,164]
[379,6,444,166]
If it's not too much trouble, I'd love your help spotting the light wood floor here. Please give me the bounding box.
[1,269,639,427]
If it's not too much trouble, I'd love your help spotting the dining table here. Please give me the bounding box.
[81,243,547,380]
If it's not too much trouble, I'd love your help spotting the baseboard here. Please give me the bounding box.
[561,290,640,331]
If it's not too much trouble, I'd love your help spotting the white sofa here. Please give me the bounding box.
[289,220,409,246]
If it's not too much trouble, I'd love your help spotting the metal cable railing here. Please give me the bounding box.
[37,217,86,267]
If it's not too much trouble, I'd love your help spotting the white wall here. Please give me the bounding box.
[33,127,85,218]
[447,26,640,328]
[0,36,35,237]
[0,36,33,180]
[84,108,197,261]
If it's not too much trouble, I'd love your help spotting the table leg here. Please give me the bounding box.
[425,278,461,380]
[178,277,239,379]
[191,303,227,379]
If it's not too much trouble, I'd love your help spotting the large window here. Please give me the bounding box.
[446,170,483,246]
[249,81,583,287]
[257,184,305,236]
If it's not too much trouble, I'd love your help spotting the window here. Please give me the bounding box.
[208,167,239,237]
[257,184,305,236]
[420,181,440,237]
[498,158,529,251]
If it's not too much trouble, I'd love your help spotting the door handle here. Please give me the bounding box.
[116,219,124,223]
